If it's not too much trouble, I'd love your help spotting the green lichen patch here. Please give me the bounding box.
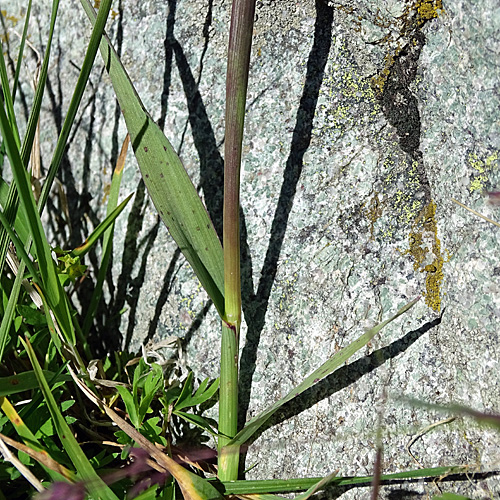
[377,155,426,240]
[313,36,381,144]
[468,150,499,193]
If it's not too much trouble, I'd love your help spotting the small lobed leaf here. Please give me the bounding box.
[176,378,220,411]
[174,372,194,410]
[15,305,47,326]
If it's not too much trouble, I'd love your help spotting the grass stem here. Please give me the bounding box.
[218,0,256,481]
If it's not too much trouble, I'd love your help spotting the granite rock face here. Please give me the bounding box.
[2,0,500,497]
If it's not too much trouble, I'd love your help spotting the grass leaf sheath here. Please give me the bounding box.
[219,0,256,481]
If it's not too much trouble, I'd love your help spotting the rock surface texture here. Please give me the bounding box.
[3,0,499,497]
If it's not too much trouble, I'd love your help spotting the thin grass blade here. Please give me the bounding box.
[22,337,120,500]
[10,0,32,102]
[0,370,72,397]
[0,431,73,482]
[0,103,75,342]
[234,471,337,500]
[214,465,471,494]
[450,198,500,228]
[0,398,75,482]
[0,0,60,276]
[71,192,133,257]
[228,297,420,448]
[0,0,114,357]
[432,493,471,499]
[37,0,112,214]
[0,206,40,281]
[0,433,44,492]
[0,0,114,349]
[0,177,29,243]
[82,134,129,336]
[0,260,24,362]
[402,397,500,430]
[0,44,21,148]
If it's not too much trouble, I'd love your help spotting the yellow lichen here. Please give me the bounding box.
[101,183,111,205]
[371,52,398,96]
[401,201,448,312]
[415,0,444,22]
[1,9,20,27]
[369,0,444,96]
[468,150,499,193]
[406,230,427,270]
[1,9,22,43]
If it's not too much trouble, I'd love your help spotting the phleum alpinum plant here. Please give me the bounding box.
[0,0,497,499]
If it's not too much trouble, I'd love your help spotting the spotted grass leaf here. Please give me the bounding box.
[80,0,225,318]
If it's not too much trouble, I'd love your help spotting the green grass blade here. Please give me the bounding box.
[0,99,75,343]
[0,0,60,275]
[0,177,29,244]
[80,0,225,317]
[71,192,133,257]
[37,0,113,214]
[20,0,60,166]
[214,465,470,494]
[0,0,115,358]
[0,264,23,362]
[0,208,40,282]
[11,0,33,102]
[402,397,500,430]
[0,396,76,482]
[22,338,119,500]
[228,297,420,448]
[432,494,472,500]
[173,411,218,437]
[34,285,90,370]
[17,363,71,422]
[291,471,338,500]
[0,43,21,148]
[133,485,159,500]
[82,134,129,336]
[0,371,72,397]
[237,472,337,500]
